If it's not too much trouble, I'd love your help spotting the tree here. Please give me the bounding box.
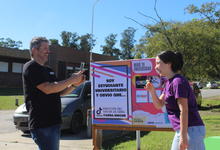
[0,38,22,49]
[185,2,220,27]
[133,1,220,80]
[132,35,148,59]
[79,34,95,52]
[120,27,136,59]
[60,31,79,49]
[49,39,59,45]
[101,33,120,58]
[138,20,220,80]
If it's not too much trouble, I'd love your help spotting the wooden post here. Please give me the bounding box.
[136,130,141,150]
[93,126,102,150]
[86,109,92,138]
[15,98,19,106]
[92,125,96,150]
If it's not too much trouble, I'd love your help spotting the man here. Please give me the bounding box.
[22,37,85,150]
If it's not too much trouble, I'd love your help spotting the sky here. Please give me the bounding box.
[0,0,213,54]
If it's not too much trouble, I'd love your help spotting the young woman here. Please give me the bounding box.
[145,51,205,150]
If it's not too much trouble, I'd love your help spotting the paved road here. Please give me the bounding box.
[201,89,220,98]
[0,110,93,150]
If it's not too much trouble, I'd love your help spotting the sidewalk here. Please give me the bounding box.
[0,129,93,150]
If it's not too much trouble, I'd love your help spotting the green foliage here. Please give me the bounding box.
[101,33,120,58]
[120,27,136,60]
[185,2,220,25]
[60,31,96,52]
[132,35,148,59]
[134,2,220,81]
[79,34,95,52]
[60,31,79,49]
[0,37,22,49]
[49,39,59,45]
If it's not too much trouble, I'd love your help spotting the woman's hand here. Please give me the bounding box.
[179,135,188,150]
[144,80,155,93]
[144,80,165,109]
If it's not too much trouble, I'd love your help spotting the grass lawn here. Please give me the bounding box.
[0,95,24,110]
[0,88,24,110]
[103,97,220,150]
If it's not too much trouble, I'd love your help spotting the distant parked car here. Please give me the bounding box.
[206,81,218,89]
[190,82,202,108]
[193,81,204,89]
[13,81,91,134]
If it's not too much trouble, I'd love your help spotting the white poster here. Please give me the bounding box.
[93,65,129,119]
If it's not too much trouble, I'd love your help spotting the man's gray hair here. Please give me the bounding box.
[29,37,49,57]
[30,37,49,50]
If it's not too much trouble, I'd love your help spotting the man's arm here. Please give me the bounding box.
[37,72,84,95]
[60,77,85,96]
[60,84,76,96]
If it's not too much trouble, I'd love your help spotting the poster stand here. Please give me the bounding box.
[92,124,173,150]
[91,59,173,150]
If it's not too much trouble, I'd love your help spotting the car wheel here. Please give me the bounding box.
[70,112,83,134]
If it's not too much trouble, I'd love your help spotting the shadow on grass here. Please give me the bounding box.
[0,88,23,95]
[199,105,220,111]
[102,131,150,150]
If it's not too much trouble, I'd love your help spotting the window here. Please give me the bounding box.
[12,63,23,73]
[0,61,8,72]
[66,66,74,77]
[75,66,80,72]
[66,66,73,70]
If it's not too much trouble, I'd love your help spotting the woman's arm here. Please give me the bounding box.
[145,81,165,109]
[177,97,188,150]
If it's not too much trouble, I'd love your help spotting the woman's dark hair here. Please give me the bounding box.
[157,50,184,73]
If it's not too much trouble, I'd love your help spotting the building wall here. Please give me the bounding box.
[49,45,117,80]
[0,53,30,88]
[0,72,23,88]
[0,45,117,88]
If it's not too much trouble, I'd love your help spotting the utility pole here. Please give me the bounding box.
[90,0,100,62]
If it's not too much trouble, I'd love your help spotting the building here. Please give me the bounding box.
[0,45,117,88]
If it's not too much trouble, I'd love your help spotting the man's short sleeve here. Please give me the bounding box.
[26,65,49,87]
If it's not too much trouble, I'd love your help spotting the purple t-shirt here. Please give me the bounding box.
[163,74,204,131]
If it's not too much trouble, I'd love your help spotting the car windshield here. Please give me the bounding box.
[61,84,83,97]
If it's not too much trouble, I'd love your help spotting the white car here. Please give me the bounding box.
[206,81,218,89]
[13,81,92,136]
